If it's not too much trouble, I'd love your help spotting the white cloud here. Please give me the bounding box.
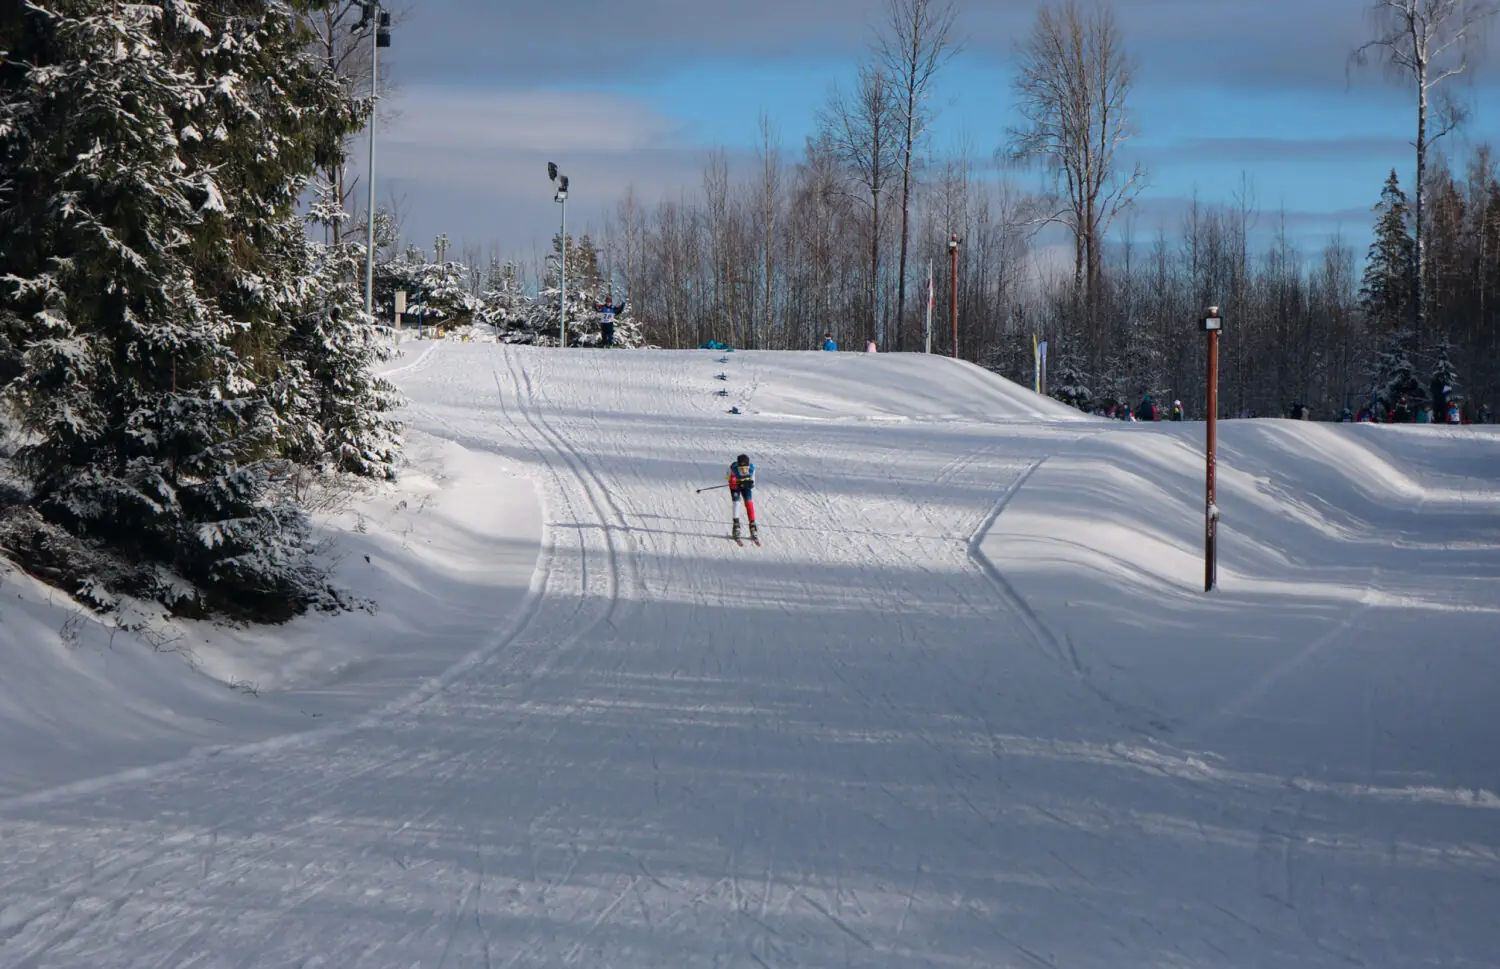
[383,87,688,155]
[351,86,728,256]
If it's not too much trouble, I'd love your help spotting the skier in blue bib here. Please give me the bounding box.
[727,454,757,541]
[595,298,624,347]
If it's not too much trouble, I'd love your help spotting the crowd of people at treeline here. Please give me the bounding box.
[1090,394,1491,425]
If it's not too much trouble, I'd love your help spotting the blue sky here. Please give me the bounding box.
[366,0,1500,266]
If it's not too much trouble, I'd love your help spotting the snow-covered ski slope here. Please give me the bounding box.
[3,343,1498,968]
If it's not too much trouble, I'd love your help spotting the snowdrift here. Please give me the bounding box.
[0,433,541,799]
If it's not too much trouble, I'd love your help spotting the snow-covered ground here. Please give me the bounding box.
[2,343,1497,967]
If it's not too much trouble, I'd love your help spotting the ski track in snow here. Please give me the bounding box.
[2,344,1498,968]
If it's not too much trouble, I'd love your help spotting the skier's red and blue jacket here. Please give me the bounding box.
[727,461,754,499]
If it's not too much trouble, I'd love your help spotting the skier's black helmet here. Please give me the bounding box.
[736,454,749,466]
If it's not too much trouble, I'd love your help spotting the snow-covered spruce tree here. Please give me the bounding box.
[0,0,366,620]
[1428,334,1461,415]
[277,181,401,479]
[374,247,481,332]
[479,258,534,334]
[979,332,1029,386]
[531,232,600,346]
[1096,351,1132,412]
[528,232,643,347]
[1046,334,1094,411]
[1360,169,1416,331]
[1120,317,1169,405]
[200,7,399,481]
[1369,327,1425,418]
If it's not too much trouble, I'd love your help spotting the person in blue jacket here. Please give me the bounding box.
[822,333,837,351]
[727,454,757,541]
[595,298,625,346]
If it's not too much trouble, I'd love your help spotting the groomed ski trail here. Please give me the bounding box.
[2,344,1496,969]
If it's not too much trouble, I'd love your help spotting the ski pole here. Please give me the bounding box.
[696,484,729,493]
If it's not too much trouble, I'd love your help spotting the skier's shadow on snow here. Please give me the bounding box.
[633,513,882,538]
[550,521,725,540]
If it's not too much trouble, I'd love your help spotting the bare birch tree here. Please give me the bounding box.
[302,2,407,245]
[1353,0,1500,342]
[615,184,644,314]
[877,0,959,350]
[820,63,902,344]
[757,112,783,351]
[1005,0,1143,339]
[702,149,732,343]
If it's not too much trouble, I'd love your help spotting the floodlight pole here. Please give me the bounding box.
[557,188,568,348]
[1202,306,1223,592]
[360,2,391,319]
[363,14,378,316]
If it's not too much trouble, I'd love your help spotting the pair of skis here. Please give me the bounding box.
[694,485,760,545]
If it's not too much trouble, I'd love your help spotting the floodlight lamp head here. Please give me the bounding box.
[547,161,558,181]
[559,174,569,192]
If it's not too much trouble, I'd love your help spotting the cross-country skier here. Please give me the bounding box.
[595,298,624,346]
[727,453,757,541]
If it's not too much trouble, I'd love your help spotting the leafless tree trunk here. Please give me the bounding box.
[304,2,405,246]
[820,63,901,344]
[1354,0,1500,344]
[1005,0,1144,346]
[758,112,782,352]
[803,136,846,346]
[702,150,732,344]
[878,0,959,351]
[616,185,643,313]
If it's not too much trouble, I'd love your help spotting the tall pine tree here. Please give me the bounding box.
[284,180,402,478]
[1360,170,1417,331]
[1428,334,1461,417]
[0,0,383,619]
[1370,327,1425,419]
